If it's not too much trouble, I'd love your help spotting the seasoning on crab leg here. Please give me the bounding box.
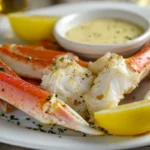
[85,42,150,116]
[0,71,102,135]
[0,59,19,112]
[10,45,88,67]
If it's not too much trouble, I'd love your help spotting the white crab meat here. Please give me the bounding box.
[84,53,140,116]
[88,52,113,74]
[41,56,94,118]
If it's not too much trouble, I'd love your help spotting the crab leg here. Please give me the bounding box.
[0,46,88,79]
[3,40,63,51]
[0,71,102,135]
[0,60,19,112]
[3,44,67,59]
[13,45,88,67]
[0,47,53,79]
[126,41,150,77]
[85,42,150,116]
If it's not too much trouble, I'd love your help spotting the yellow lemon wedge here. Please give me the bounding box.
[8,14,60,43]
[94,100,150,135]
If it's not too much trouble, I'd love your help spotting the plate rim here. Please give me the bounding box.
[0,119,150,150]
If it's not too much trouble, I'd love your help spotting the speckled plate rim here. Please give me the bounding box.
[0,2,150,150]
[0,118,150,150]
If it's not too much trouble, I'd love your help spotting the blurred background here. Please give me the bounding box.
[0,0,150,14]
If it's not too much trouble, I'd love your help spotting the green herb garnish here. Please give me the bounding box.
[10,115,15,120]
[85,73,89,77]
[40,129,46,132]
[17,122,20,126]
[46,95,52,101]
[37,124,43,128]
[125,36,132,40]
[52,62,56,66]
[26,57,31,60]
[33,128,38,131]
[58,128,64,133]
[59,57,64,61]
[0,67,5,72]
[32,121,36,124]
[26,118,31,120]
[0,113,5,117]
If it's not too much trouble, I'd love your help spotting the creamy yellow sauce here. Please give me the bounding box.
[66,19,144,44]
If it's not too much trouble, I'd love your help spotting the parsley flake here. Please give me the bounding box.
[26,118,31,120]
[0,67,5,72]
[17,122,20,126]
[59,57,64,61]
[85,73,89,77]
[52,62,56,66]
[125,36,132,40]
[46,95,51,101]
[26,57,31,60]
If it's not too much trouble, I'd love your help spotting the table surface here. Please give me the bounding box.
[0,142,150,150]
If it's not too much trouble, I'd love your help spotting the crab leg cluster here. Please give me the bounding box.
[0,41,101,135]
[0,39,150,134]
[0,69,101,134]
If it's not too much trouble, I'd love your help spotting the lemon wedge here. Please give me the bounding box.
[8,14,60,43]
[94,100,150,135]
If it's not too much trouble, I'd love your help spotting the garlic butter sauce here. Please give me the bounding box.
[66,19,144,45]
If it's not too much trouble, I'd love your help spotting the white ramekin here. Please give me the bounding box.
[54,9,150,59]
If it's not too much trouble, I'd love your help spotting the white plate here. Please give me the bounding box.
[1,2,150,150]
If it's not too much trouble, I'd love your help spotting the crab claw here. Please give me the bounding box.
[0,71,102,135]
[44,96,103,135]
